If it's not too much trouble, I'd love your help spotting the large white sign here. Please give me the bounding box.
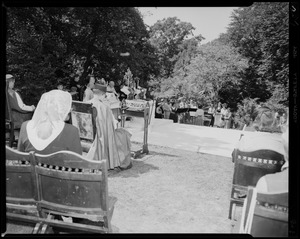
[125,100,147,111]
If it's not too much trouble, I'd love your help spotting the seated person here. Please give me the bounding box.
[17,89,82,155]
[238,123,289,234]
[256,123,288,194]
[250,105,282,133]
[6,74,35,128]
[106,80,119,99]
[232,118,286,164]
[70,86,79,101]
[86,82,132,170]
[82,75,95,102]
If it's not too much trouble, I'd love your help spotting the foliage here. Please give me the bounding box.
[149,17,203,79]
[165,40,248,108]
[227,2,289,105]
[235,97,260,125]
[6,7,160,105]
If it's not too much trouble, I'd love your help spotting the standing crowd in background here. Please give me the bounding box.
[154,96,288,132]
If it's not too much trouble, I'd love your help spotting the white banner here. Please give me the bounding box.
[125,100,147,110]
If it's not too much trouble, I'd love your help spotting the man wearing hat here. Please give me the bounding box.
[86,81,132,170]
[6,74,35,128]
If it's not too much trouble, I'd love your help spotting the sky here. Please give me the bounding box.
[138,7,239,44]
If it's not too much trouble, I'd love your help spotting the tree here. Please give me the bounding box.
[166,40,248,108]
[6,7,159,104]
[149,17,202,78]
[227,2,289,105]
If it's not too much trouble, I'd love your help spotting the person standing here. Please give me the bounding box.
[224,107,232,129]
[82,76,95,102]
[194,104,205,126]
[170,101,179,123]
[216,102,222,113]
[220,103,228,128]
[162,99,171,119]
[87,83,132,170]
[6,74,36,128]
[208,103,216,127]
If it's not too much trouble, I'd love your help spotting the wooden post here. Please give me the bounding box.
[143,102,150,154]
[120,99,127,128]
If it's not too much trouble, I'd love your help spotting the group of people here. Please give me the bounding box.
[6,74,133,171]
[155,97,233,128]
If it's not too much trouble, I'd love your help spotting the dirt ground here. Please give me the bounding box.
[109,142,235,233]
[5,142,239,234]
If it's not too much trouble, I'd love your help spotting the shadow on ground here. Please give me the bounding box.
[108,159,159,178]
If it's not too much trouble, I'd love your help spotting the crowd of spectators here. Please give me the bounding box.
[154,96,288,132]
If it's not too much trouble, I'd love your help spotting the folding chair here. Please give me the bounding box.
[228,148,284,219]
[240,187,288,237]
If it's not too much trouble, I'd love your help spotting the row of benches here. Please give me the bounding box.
[6,145,116,234]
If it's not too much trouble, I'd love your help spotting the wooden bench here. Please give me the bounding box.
[6,146,117,234]
[33,150,117,233]
[6,146,41,233]
[120,99,150,158]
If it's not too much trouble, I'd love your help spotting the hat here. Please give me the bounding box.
[6,74,14,81]
[94,83,107,92]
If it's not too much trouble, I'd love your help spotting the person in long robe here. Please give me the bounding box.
[86,83,132,170]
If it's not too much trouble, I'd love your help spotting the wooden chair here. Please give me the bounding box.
[5,146,41,233]
[189,111,196,124]
[240,187,288,237]
[33,150,117,233]
[120,100,150,158]
[70,101,98,153]
[203,112,212,126]
[228,148,284,220]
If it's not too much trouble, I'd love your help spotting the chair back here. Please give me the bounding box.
[34,150,109,218]
[233,149,284,187]
[241,187,288,237]
[251,191,288,237]
[6,146,37,205]
[71,101,97,142]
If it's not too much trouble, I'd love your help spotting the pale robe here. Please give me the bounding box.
[86,97,132,169]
